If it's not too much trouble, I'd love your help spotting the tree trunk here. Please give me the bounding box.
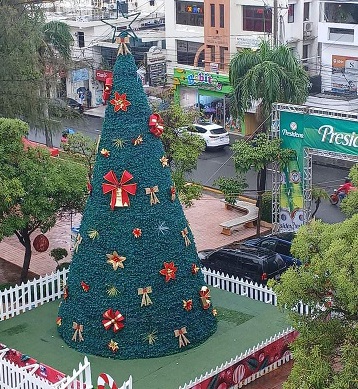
[16,228,32,284]
[311,198,321,219]
[256,167,267,237]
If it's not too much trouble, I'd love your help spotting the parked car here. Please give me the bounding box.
[49,98,84,116]
[65,97,84,113]
[198,245,287,285]
[177,123,230,149]
[242,233,301,267]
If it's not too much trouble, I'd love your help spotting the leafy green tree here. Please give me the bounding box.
[159,97,206,206]
[340,163,358,217]
[228,41,310,225]
[62,132,98,181]
[0,118,88,283]
[222,133,294,235]
[0,1,75,146]
[272,217,358,388]
[311,186,329,219]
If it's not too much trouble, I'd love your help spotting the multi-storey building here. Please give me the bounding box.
[165,0,321,134]
[46,1,165,106]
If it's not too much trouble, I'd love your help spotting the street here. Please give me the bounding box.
[28,115,350,224]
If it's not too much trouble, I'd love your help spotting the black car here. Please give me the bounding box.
[198,245,286,285]
[49,98,84,115]
[243,233,302,268]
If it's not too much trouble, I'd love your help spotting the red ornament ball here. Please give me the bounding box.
[33,234,49,252]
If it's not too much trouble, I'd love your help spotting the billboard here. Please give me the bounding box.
[279,110,358,231]
[331,55,358,94]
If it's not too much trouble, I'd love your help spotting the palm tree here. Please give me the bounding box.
[229,41,310,235]
[39,20,74,146]
[229,40,310,122]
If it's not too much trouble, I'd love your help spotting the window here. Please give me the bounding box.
[177,40,204,67]
[176,1,204,26]
[77,31,85,48]
[149,0,155,5]
[208,45,215,62]
[288,4,294,23]
[243,5,272,33]
[210,4,215,27]
[219,46,228,69]
[303,2,310,21]
[219,4,224,28]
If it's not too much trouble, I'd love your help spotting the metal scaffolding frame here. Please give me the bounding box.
[272,103,358,232]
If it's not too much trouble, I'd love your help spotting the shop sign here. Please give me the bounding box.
[331,55,358,94]
[278,110,358,231]
[96,69,113,82]
[148,62,166,86]
[146,46,166,64]
[236,35,261,49]
[173,68,232,94]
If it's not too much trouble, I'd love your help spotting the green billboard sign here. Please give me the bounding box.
[173,67,232,94]
[279,110,358,231]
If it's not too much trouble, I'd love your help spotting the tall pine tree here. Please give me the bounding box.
[57,46,217,359]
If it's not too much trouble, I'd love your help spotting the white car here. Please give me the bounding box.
[179,123,230,149]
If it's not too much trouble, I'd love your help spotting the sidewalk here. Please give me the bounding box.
[0,193,269,277]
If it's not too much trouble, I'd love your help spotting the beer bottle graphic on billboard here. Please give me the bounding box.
[288,155,304,229]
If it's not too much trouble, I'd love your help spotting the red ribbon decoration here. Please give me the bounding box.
[102,170,137,209]
[102,309,125,333]
[149,113,164,137]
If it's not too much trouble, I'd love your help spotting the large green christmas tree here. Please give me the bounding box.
[57,47,217,359]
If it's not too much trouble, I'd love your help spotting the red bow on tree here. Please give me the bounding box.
[149,113,164,137]
[102,170,137,209]
[102,309,125,332]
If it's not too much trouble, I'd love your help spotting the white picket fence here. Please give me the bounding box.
[0,268,69,320]
[179,327,295,389]
[202,267,311,315]
[0,268,306,389]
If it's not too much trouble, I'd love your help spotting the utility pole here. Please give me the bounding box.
[273,0,278,46]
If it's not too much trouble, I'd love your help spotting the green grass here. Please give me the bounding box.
[216,307,254,325]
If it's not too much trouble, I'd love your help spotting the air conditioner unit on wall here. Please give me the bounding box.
[304,21,313,32]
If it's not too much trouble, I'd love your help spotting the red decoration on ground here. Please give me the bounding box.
[159,261,178,282]
[97,373,119,389]
[102,170,137,209]
[33,234,49,252]
[110,92,131,112]
[149,113,164,137]
[102,309,125,332]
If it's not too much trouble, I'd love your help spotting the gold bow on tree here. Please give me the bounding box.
[116,35,131,55]
[138,286,153,307]
[145,186,160,205]
[72,322,84,342]
[181,227,191,247]
[174,327,190,348]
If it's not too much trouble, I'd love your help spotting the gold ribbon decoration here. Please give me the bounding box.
[116,35,131,55]
[72,322,84,342]
[199,286,211,310]
[145,186,160,205]
[73,233,82,253]
[138,286,153,307]
[181,227,191,247]
[174,327,190,348]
